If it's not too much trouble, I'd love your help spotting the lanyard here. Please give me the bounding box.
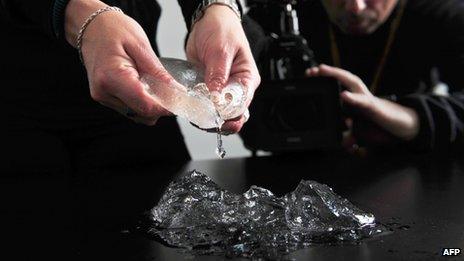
[329,0,406,94]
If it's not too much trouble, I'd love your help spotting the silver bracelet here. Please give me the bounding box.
[191,0,241,30]
[76,6,123,63]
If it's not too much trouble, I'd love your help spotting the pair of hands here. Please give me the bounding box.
[306,64,420,150]
[64,0,417,146]
[65,0,259,134]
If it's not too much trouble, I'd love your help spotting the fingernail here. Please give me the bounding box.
[341,90,352,96]
[306,67,318,76]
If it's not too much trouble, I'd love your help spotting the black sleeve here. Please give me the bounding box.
[241,14,268,61]
[245,2,281,35]
[176,0,200,30]
[0,0,58,38]
[397,0,464,151]
[242,1,289,73]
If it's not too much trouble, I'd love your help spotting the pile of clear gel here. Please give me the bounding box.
[145,170,386,260]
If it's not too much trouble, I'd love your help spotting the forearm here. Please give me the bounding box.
[374,97,420,141]
[398,91,464,150]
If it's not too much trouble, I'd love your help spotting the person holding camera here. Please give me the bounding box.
[1,0,260,173]
[245,0,464,152]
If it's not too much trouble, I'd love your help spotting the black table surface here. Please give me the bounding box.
[2,151,464,260]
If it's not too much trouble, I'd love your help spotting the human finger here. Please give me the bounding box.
[98,94,162,125]
[307,64,368,94]
[203,44,235,92]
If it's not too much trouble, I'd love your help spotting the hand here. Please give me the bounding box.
[65,0,172,125]
[186,5,261,134]
[306,64,420,144]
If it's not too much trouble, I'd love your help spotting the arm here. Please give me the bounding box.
[396,0,464,151]
[63,0,173,125]
[396,88,464,151]
[306,58,464,152]
[179,1,261,133]
[305,0,464,152]
[307,65,420,147]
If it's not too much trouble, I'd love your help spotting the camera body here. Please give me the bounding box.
[241,78,342,152]
[240,0,343,153]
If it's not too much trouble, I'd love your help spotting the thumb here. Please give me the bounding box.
[204,49,235,92]
[124,41,172,83]
[122,42,173,116]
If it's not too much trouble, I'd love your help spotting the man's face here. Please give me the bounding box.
[321,0,399,35]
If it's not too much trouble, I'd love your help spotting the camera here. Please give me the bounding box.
[240,0,343,154]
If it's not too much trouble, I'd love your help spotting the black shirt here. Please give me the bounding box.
[245,0,464,151]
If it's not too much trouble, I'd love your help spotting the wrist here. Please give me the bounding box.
[377,98,420,141]
[64,0,107,47]
[400,106,420,141]
[191,0,241,30]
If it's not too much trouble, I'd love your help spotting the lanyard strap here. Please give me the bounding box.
[329,0,407,94]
